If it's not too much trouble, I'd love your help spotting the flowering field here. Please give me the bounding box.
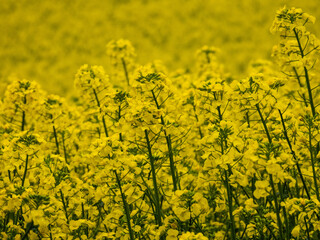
[1,0,319,96]
[1,4,320,240]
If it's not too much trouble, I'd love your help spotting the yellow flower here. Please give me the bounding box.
[291,225,300,237]
[173,207,190,222]
[254,180,271,199]
[106,39,136,65]
[167,229,179,240]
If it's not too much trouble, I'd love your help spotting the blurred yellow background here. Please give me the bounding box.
[0,0,319,96]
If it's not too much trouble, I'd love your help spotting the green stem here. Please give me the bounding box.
[145,130,162,226]
[256,104,272,143]
[121,58,130,86]
[166,134,178,191]
[118,105,123,141]
[114,170,135,240]
[192,103,203,139]
[278,110,310,199]
[21,155,29,187]
[309,126,320,200]
[304,216,311,239]
[61,133,69,164]
[205,52,211,64]
[293,28,316,116]
[151,90,179,191]
[293,28,305,58]
[257,106,283,239]
[49,224,53,240]
[269,175,284,240]
[217,106,235,239]
[93,88,109,137]
[246,111,250,128]
[217,106,225,154]
[102,116,109,138]
[225,169,236,240]
[53,125,60,154]
[21,111,25,131]
[21,221,34,240]
[278,183,290,240]
[292,67,308,107]
[59,189,69,224]
[21,95,26,131]
[304,66,316,117]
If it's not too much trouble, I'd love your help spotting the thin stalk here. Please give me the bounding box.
[53,125,60,154]
[256,105,283,239]
[139,174,159,221]
[294,28,320,167]
[102,116,109,138]
[256,104,272,143]
[118,105,123,141]
[49,224,53,240]
[205,52,211,64]
[240,224,248,239]
[21,221,34,240]
[93,89,109,137]
[145,130,162,226]
[21,95,26,131]
[217,106,224,154]
[14,206,22,226]
[294,170,300,198]
[308,126,320,200]
[225,169,236,240]
[61,133,69,164]
[192,103,203,139]
[304,66,316,116]
[151,90,179,191]
[304,216,311,239]
[246,111,250,128]
[21,155,29,187]
[278,183,290,240]
[3,213,9,232]
[59,189,69,224]
[121,58,130,86]
[292,67,308,107]
[293,28,316,116]
[21,111,25,131]
[270,175,284,240]
[81,202,86,218]
[114,170,135,240]
[166,134,178,191]
[217,106,236,239]
[278,110,310,199]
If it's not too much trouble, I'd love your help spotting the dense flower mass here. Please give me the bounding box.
[1,5,320,240]
[2,0,319,96]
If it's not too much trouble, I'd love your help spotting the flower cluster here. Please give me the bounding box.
[1,7,320,240]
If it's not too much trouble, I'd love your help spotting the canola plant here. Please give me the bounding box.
[1,2,320,240]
